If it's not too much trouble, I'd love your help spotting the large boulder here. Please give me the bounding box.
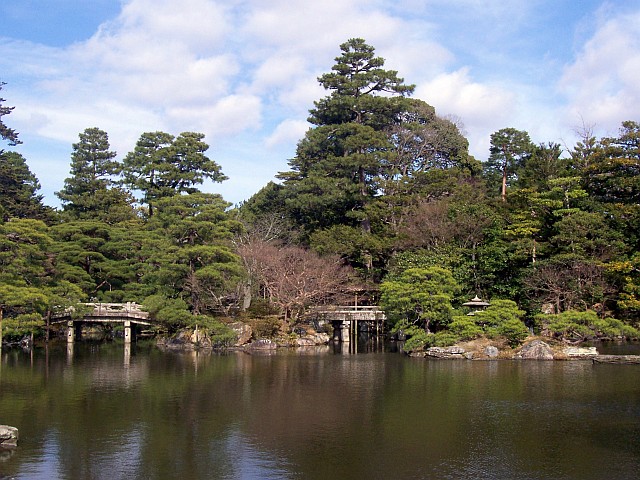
[296,332,330,346]
[484,346,500,358]
[157,330,195,350]
[515,339,554,360]
[229,322,252,346]
[244,339,277,351]
[564,346,598,358]
[0,425,18,448]
[425,346,466,359]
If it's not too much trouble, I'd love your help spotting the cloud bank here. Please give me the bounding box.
[1,0,638,205]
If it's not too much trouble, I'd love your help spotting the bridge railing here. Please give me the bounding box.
[52,302,149,320]
[307,305,383,313]
[306,305,386,322]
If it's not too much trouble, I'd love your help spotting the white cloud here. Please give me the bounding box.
[415,68,517,158]
[167,94,263,138]
[559,11,640,132]
[4,0,640,206]
[265,119,310,148]
[106,0,229,53]
[251,55,310,93]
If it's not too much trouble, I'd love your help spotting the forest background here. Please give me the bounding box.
[1,39,639,350]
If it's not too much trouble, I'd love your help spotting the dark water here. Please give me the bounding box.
[1,341,640,480]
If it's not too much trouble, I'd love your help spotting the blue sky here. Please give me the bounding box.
[1,0,639,207]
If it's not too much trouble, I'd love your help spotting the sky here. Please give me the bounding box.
[1,0,639,208]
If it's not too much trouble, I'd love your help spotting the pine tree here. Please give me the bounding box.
[56,127,134,223]
[121,131,227,216]
[278,38,415,234]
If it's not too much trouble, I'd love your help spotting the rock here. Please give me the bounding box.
[198,336,213,349]
[229,322,252,346]
[0,425,18,448]
[296,337,316,346]
[484,346,500,358]
[425,346,466,359]
[540,303,555,314]
[564,346,598,358]
[190,327,205,345]
[408,351,427,358]
[306,332,330,345]
[515,339,554,360]
[593,355,640,364]
[245,339,277,351]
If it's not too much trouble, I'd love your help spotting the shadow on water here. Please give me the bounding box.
[586,340,640,355]
[329,333,401,355]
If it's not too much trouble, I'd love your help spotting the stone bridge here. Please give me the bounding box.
[306,305,386,343]
[52,302,152,344]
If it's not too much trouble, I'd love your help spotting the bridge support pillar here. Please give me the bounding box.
[124,320,133,344]
[340,321,350,342]
[66,321,74,343]
[66,321,82,343]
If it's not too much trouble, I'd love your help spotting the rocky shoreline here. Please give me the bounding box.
[156,323,331,352]
[154,324,640,364]
[408,337,640,362]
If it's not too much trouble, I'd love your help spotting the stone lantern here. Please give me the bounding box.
[462,295,490,315]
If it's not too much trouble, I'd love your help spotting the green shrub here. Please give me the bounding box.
[2,313,43,340]
[536,310,639,341]
[143,295,193,329]
[249,315,282,339]
[402,329,430,352]
[496,318,529,347]
[475,299,529,347]
[431,331,460,347]
[448,316,483,340]
[402,330,461,352]
[246,299,279,317]
[194,315,237,347]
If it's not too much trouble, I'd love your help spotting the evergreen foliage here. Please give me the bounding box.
[2,40,640,343]
[56,128,135,223]
[0,151,51,221]
[0,82,21,147]
[121,131,227,216]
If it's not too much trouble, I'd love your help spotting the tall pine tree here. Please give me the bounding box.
[278,38,415,234]
[56,127,134,223]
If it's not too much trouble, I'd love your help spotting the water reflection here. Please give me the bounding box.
[1,342,640,479]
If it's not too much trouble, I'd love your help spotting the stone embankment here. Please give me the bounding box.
[157,323,330,351]
[409,338,640,362]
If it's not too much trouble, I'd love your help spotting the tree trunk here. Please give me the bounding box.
[532,239,537,264]
[501,162,508,202]
[358,165,372,233]
[242,282,252,311]
[45,310,51,343]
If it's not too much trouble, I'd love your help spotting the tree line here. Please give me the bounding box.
[1,40,639,349]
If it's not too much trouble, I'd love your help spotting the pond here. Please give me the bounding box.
[1,341,639,479]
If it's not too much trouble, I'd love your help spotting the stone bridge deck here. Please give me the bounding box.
[307,305,386,322]
[52,302,151,324]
